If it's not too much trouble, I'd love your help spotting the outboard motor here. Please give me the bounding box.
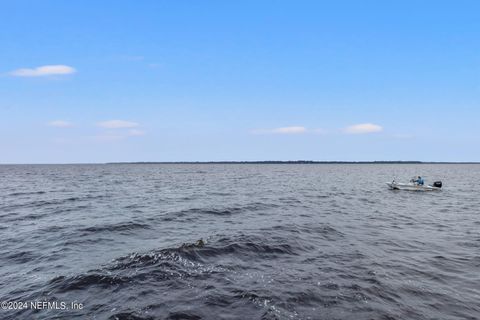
[433,181,442,188]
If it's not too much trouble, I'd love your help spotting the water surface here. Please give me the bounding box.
[0,164,479,319]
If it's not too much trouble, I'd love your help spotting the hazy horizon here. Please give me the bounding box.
[2,160,480,165]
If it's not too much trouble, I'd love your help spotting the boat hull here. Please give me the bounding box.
[386,182,441,191]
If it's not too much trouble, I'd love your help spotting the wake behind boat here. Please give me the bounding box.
[387,177,442,191]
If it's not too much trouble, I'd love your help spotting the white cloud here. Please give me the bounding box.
[48,120,73,127]
[127,129,146,136]
[344,123,383,134]
[90,124,145,143]
[10,65,76,77]
[97,120,139,129]
[251,126,307,134]
[272,126,307,134]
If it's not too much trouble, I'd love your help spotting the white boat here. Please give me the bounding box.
[386,180,442,191]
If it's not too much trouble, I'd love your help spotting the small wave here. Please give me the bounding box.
[46,234,299,296]
[123,203,148,209]
[278,197,303,204]
[79,222,152,234]
[109,312,156,320]
[155,203,277,223]
[7,191,46,197]
[176,202,276,217]
[50,274,129,292]
[63,237,115,246]
[109,234,297,270]
[165,312,202,320]
[288,224,345,241]
[0,194,105,211]
[5,250,39,264]
[181,208,239,216]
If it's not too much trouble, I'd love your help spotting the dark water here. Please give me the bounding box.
[0,164,479,320]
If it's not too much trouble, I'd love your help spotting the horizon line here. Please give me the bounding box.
[1,160,480,165]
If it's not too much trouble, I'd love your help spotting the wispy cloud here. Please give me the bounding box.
[10,65,76,77]
[251,126,307,134]
[97,120,139,129]
[92,121,145,142]
[48,120,73,128]
[252,124,383,135]
[344,123,383,134]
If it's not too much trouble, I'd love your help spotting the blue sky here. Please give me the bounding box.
[1,1,479,163]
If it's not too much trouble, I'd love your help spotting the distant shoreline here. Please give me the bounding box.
[2,161,480,165]
[105,161,480,164]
